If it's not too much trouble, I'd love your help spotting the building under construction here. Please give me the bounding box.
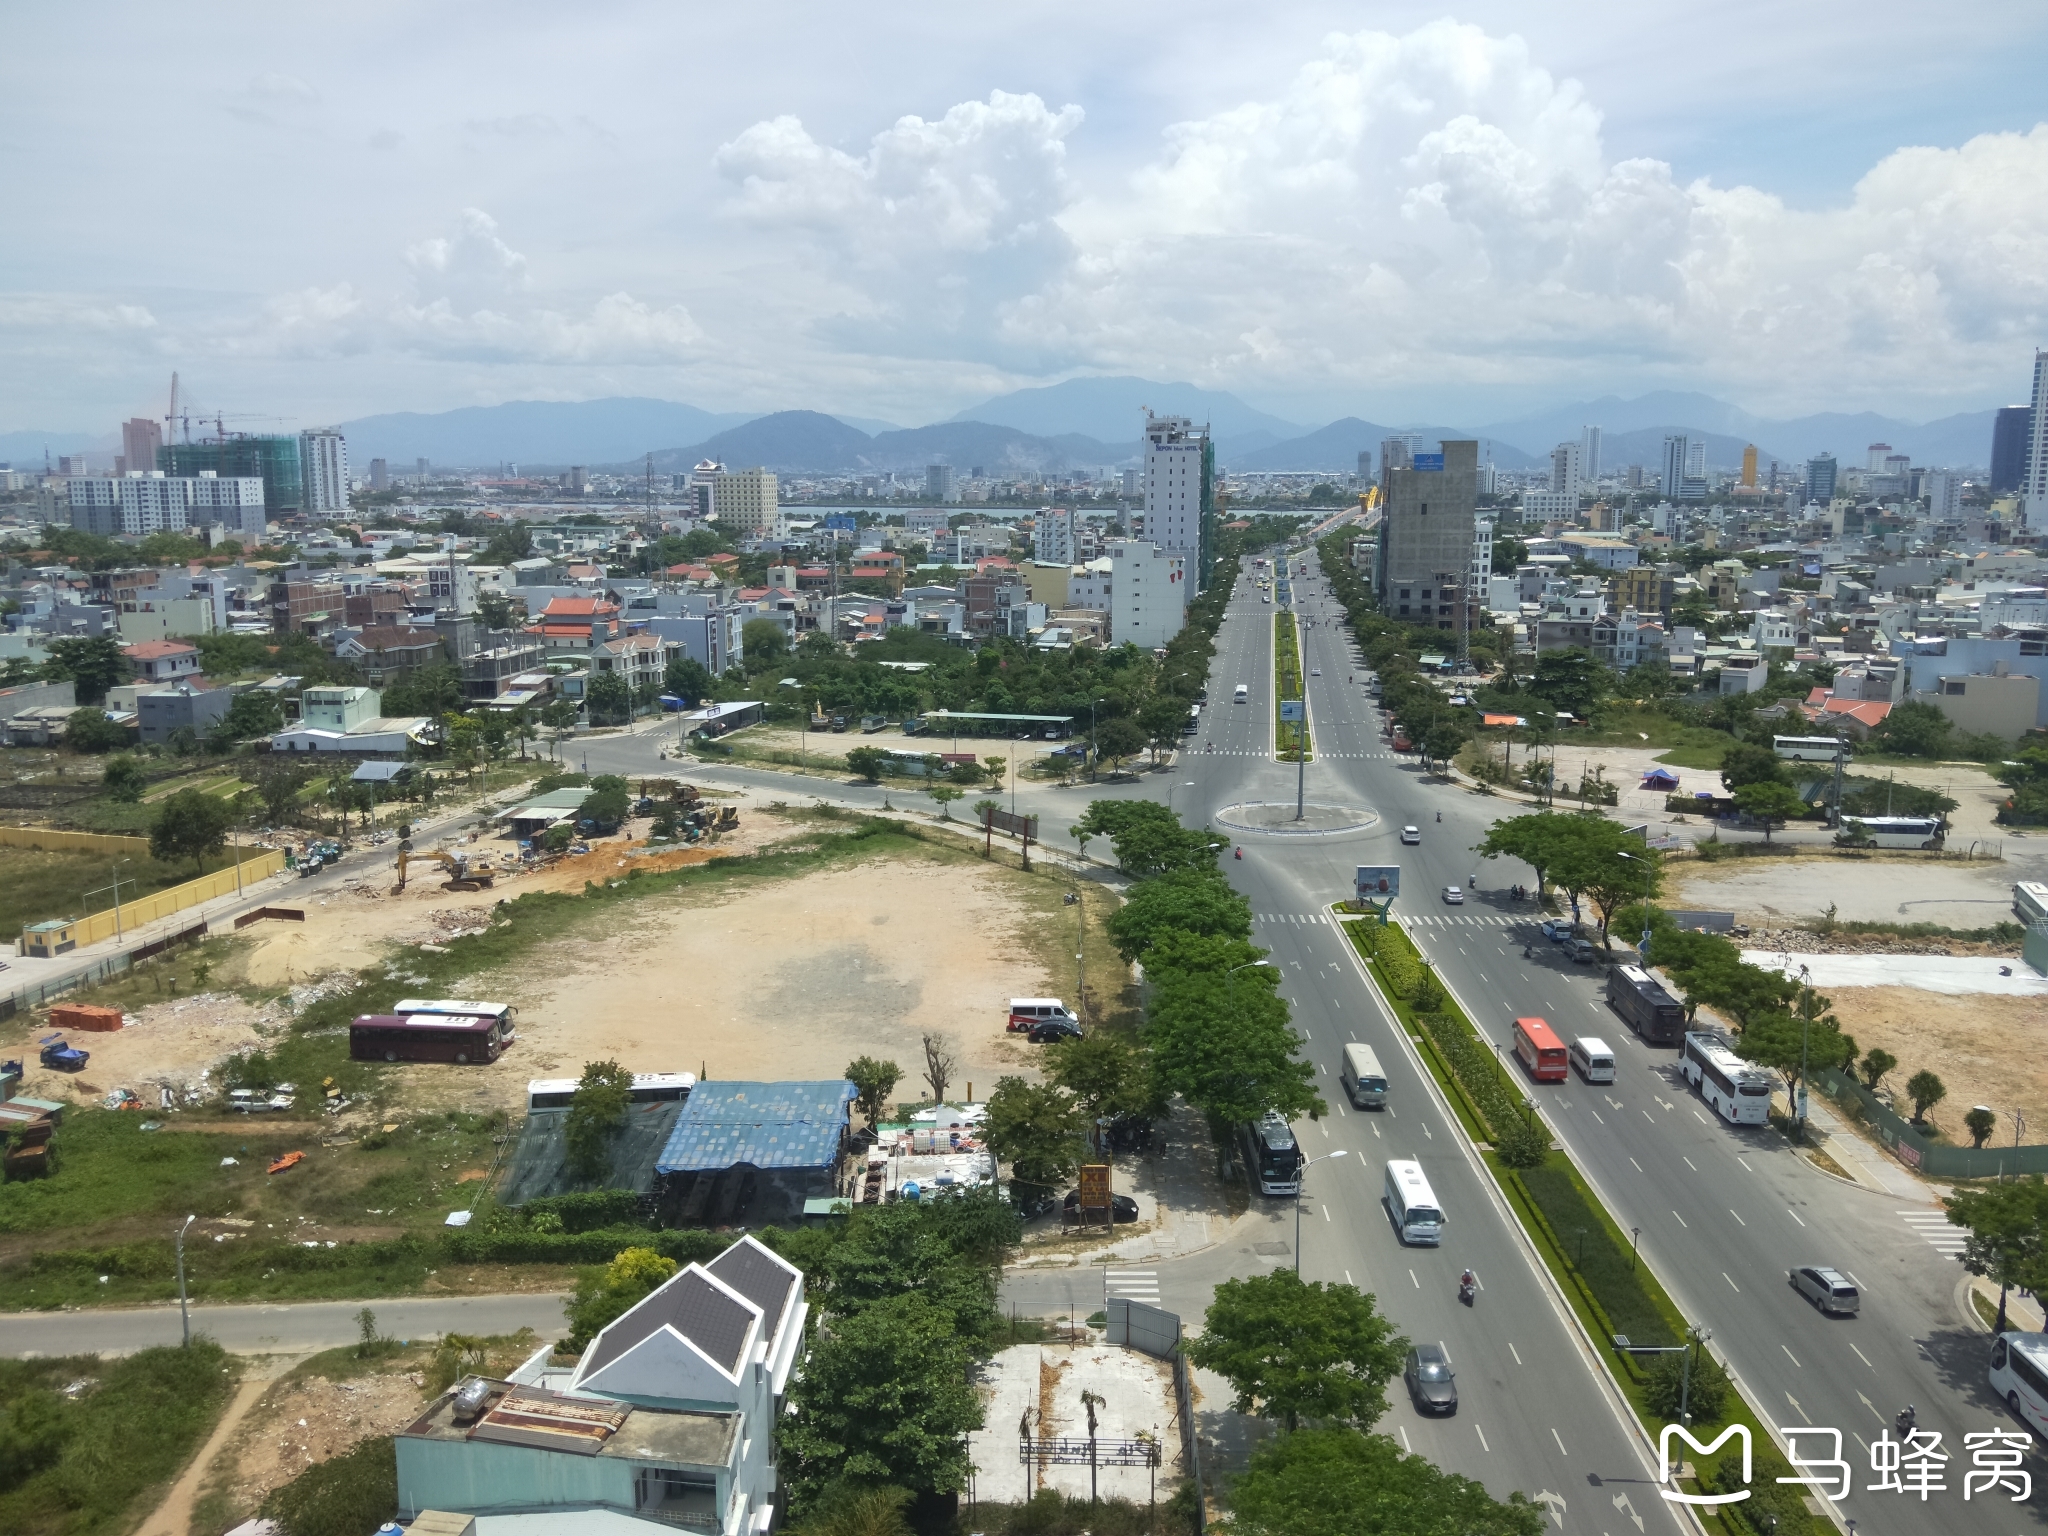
[160,434,304,515]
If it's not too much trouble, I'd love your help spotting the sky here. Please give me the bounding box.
[7,0,2048,438]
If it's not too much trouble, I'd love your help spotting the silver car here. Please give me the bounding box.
[1789,1265,1860,1316]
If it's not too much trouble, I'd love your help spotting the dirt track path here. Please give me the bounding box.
[135,1364,285,1536]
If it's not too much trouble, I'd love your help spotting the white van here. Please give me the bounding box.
[1569,1036,1616,1084]
[1234,683,1250,703]
[1384,1159,1443,1246]
[1341,1043,1388,1109]
[1006,998,1077,1033]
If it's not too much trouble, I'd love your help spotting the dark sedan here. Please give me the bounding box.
[1028,1019,1084,1044]
[1404,1344,1457,1414]
[1063,1190,1139,1223]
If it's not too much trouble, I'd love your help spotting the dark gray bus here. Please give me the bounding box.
[1607,964,1686,1045]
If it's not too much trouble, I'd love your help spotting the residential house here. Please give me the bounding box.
[137,683,232,746]
[1533,585,1605,655]
[525,595,623,645]
[336,627,446,686]
[122,638,201,684]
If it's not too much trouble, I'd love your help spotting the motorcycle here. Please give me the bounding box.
[1458,1271,1477,1306]
[1435,811,1441,823]
[1895,1405,1917,1436]
[1234,846,1243,860]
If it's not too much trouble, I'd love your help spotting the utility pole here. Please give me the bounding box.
[176,1214,195,1345]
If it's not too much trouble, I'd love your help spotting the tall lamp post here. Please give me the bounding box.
[1295,1150,1349,1274]
[175,1213,196,1345]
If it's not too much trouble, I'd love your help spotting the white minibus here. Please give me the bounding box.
[1569,1036,1616,1084]
[1384,1159,1443,1246]
[1341,1043,1389,1109]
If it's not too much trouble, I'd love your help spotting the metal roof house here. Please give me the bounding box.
[655,1081,856,1226]
[396,1235,804,1533]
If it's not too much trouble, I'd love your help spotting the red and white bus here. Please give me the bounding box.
[350,1012,510,1065]
[394,997,515,1040]
[1512,1016,1568,1082]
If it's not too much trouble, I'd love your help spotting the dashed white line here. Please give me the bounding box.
[1683,1156,1699,1172]
[1589,1109,1604,1125]
[1850,1343,1874,1370]
[1509,1342,1523,1365]
[1629,1156,1644,1172]
[1323,1205,1331,1222]
[1643,1110,1656,1123]
[1723,1271,1741,1292]
[1423,1122,1434,1140]
[1552,1427,1568,1455]
[1738,1157,1755,1172]
[1729,1210,1746,1227]
[1672,1211,1688,1228]
[1783,1344,1802,1368]
[1399,1426,1412,1452]
[1475,1425,1491,1453]
[1345,1270,1354,1287]
[1409,1269,1420,1288]
[1788,1209,1806,1228]
[1693,1110,1709,1125]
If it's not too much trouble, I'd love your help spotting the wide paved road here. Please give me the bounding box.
[1109,558,1687,1535]
[0,1292,567,1358]
[1254,549,2045,1536]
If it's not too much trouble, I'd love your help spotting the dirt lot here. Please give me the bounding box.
[1667,852,2025,930]
[1820,987,2047,1144]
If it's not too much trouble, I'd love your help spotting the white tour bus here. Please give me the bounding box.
[1773,734,1845,762]
[1836,815,1945,850]
[527,1072,695,1111]
[1680,1031,1775,1125]
[1383,1159,1444,1246]
[1989,1331,2048,1437]
[2012,882,2048,929]
[1341,1043,1389,1109]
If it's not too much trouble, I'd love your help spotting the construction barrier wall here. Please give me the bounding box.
[0,827,155,857]
[22,849,288,951]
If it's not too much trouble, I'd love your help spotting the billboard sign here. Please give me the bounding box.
[1413,452,1445,472]
[1279,700,1305,722]
[1077,1163,1112,1211]
[1355,865,1401,901]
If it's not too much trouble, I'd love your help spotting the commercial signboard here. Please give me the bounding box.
[1355,865,1401,901]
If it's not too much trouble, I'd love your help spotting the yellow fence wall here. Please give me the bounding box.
[0,827,154,857]
[59,849,288,948]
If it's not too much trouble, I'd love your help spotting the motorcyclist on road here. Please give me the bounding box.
[1435,811,1441,822]
[1234,846,1243,860]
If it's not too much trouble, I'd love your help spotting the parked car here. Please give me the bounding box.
[1789,1265,1861,1316]
[1400,826,1422,845]
[1567,938,1599,964]
[1027,1019,1084,1044]
[38,1039,88,1072]
[1441,885,1464,905]
[1541,919,1574,944]
[1403,1344,1458,1413]
[1063,1189,1139,1223]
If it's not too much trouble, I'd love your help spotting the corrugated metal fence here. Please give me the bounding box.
[1815,1067,2048,1177]
[1104,1299,1202,1529]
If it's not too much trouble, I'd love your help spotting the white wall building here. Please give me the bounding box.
[1143,411,1208,595]
[714,468,778,538]
[68,472,266,539]
[1521,489,1578,523]
[1581,425,1602,484]
[1106,539,1185,649]
[299,429,350,514]
[1550,441,1584,501]
[925,464,959,504]
[1034,506,1076,565]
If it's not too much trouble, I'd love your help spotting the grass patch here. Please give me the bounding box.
[0,1339,237,1536]
[0,842,273,938]
[1817,915,2026,945]
[1511,1163,1677,1346]
[1273,613,1312,762]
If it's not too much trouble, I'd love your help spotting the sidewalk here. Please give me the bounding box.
[1010,1105,1242,1270]
[1798,1093,1929,1201]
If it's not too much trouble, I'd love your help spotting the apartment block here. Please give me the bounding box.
[1375,439,1478,631]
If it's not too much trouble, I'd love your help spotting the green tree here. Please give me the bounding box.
[1139,694,1191,763]
[1104,866,1251,961]
[259,1433,398,1536]
[1186,1270,1407,1431]
[1540,818,1663,944]
[217,688,285,741]
[1905,1069,1947,1125]
[788,1484,912,1536]
[64,706,128,753]
[481,520,535,567]
[1046,1033,1154,1122]
[1966,1106,1998,1148]
[1144,932,1323,1128]
[149,787,235,870]
[1718,741,1791,792]
[44,635,128,704]
[1526,647,1607,718]
[585,670,632,725]
[1857,1047,1897,1091]
[100,753,148,802]
[564,1245,680,1350]
[925,781,963,819]
[1473,812,1570,896]
[1093,715,1146,776]
[843,746,889,783]
[1735,986,1851,1116]
[564,1059,634,1180]
[1491,536,1530,575]
[1945,1181,2048,1318]
[983,1076,1086,1195]
[1877,699,1954,759]
[378,662,466,718]
[1228,1427,1543,1536]
[845,1056,902,1127]
[741,618,790,668]
[577,774,631,832]
[1421,719,1468,773]
[782,1292,982,1512]
[1643,1346,1732,1422]
[476,590,515,631]
[1733,780,1806,841]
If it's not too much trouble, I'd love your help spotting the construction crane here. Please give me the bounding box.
[394,848,497,892]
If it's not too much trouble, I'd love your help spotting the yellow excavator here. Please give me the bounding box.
[394,847,497,892]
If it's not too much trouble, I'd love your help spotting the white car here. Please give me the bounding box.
[1310,668,1321,676]
[1400,826,1421,845]
[1442,886,1464,905]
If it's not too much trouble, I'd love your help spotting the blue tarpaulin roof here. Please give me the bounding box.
[655,1080,857,1175]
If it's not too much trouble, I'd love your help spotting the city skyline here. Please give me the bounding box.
[6,4,2048,435]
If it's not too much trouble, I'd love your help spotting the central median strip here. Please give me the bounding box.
[1336,909,1833,1536]
[1273,612,1312,762]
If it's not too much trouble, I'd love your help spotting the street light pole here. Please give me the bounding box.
[1295,1150,1349,1273]
[176,1214,195,1345]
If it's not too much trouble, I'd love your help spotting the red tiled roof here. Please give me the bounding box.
[122,640,198,660]
[538,597,619,619]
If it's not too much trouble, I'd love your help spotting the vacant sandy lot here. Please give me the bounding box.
[1822,986,2047,1145]
[1667,853,2024,930]
[483,854,1061,1112]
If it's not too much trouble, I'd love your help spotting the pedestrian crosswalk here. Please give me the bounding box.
[1899,1210,1968,1260]
[1103,1269,1160,1304]
[1254,912,1338,926]
[1405,913,1520,929]
[1183,749,1399,759]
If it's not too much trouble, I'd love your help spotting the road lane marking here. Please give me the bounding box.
[1337,1101,1347,1116]
[1643,1110,1655,1123]
[1476,1425,1491,1453]
[1729,1210,1746,1227]
[1783,1344,1801,1367]
[1672,1211,1687,1228]
[1552,1427,1568,1455]
[1629,1157,1644,1172]
[1410,1269,1420,1288]
[1321,1121,1330,1138]
[1423,1122,1433,1140]
[1723,1272,1740,1292]
[1693,1110,1709,1125]
[1400,1426,1412,1452]
[1683,1156,1698,1172]
[1346,1270,1354,1286]
[1373,1123,1381,1138]
[1589,1109,1604,1125]
[1324,1205,1331,1221]
[1850,1343,1874,1369]
[1509,1342,1522,1365]
[1738,1157,1754,1172]
[1788,1209,1805,1227]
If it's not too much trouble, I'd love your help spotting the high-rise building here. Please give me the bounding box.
[299,429,350,513]
[369,458,389,491]
[714,467,779,538]
[121,418,162,481]
[1805,453,1838,505]
[1581,425,1602,485]
[1740,445,1758,488]
[1659,436,1694,501]
[1685,439,1706,486]
[67,473,265,538]
[1034,506,1077,565]
[2023,351,2048,532]
[688,459,723,518]
[1105,539,1186,649]
[162,435,304,514]
[1142,412,1214,593]
[1991,406,2031,494]
[1924,470,1964,520]
[1550,441,1584,501]
[1374,440,1478,632]
[926,464,958,504]
[1379,434,1419,490]
[1356,449,1372,482]
[1866,443,1893,473]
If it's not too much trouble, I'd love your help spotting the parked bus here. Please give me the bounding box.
[1989,1331,2048,1439]
[1239,1111,1303,1195]
[2016,882,2048,930]
[1383,1159,1444,1246]
[1607,965,1686,1046]
[1512,1016,1568,1082]
[1680,1031,1775,1125]
[394,998,515,1041]
[526,1072,696,1111]
[1773,734,1845,762]
[351,1012,509,1065]
[1836,815,1945,850]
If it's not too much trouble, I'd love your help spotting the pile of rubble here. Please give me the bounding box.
[1746,925,2021,959]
